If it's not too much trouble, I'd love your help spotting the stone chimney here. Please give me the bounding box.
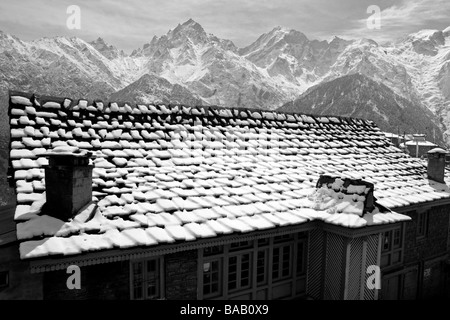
[44,147,93,221]
[427,148,448,183]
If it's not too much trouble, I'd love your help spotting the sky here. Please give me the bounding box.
[0,0,449,53]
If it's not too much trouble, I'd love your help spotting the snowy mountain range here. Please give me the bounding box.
[1,19,450,204]
[1,19,449,128]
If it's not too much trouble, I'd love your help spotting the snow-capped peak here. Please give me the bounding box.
[407,29,444,42]
[182,18,204,31]
[168,18,208,44]
[443,26,450,37]
[89,37,124,59]
[399,29,446,56]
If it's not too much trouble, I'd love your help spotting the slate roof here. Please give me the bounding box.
[8,92,449,260]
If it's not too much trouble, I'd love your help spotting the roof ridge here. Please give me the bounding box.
[8,91,377,126]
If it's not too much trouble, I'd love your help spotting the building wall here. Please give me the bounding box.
[164,250,197,300]
[403,205,449,264]
[422,258,445,299]
[395,204,450,299]
[43,261,129,300]
[42,251,198,300]
[0,242,43,300]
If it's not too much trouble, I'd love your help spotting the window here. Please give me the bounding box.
[228,253,252,291]
[230,241,252,251]
[0,271,9,288]
[416,211,429,239]
[274,234,294,243]
[257,238,269,246]
[296,240,306,275]
[383,230,392,252]
[130,258,163,300]
[272,244,293,281]
[203,259,222,298]
[257,249,268,284]
[204,245,223,256]
[199,232,308,299]
[381,225,404,269]
[393,228,401,249]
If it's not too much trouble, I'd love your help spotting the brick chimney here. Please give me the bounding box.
[427,148,448,183]
[44,147,93,221]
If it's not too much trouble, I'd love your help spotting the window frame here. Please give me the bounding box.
[0,271,9,288]
[202,257,223,298]
[416,210,429,240]
[272,243,294,282]
[227,252,253,292]
[381,224,405,269]
[198,232,308,300]
[130,257,164,300]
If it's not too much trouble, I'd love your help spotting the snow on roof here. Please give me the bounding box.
[428,148,448,154]
[382,132,401,138]
[403,140,437,147]
[10,92,449,260]
[43,145,92,157]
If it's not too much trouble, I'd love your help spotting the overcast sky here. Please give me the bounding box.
[0,0,449,52]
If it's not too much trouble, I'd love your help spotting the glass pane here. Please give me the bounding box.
[393,228,401,248]
[204,246,223,256]
[204,273,211,285]
[258,238,269,246]
[273,247,280,279]
[381,254,390,268]
[241,254,251,287]
[230,241,252,251]
[257,250,266,283]
[383,231,391,251]
[204,284,211,295]
[417,212,426,236]
[133,262,142,275]
[274,234,293,243]
[147,284,156,297]
[147,260,156,272]
[134,286,142,299]
[282,246,291,277]
[297,242,304,275]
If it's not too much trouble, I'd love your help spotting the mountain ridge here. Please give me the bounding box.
[1,20,450,206]
[278,73,443,145]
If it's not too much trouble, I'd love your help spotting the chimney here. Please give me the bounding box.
[427,148,448,183]
[44,147,93,221]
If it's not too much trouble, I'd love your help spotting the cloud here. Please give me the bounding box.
[342,0,450,42]
[0,0,449,51]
